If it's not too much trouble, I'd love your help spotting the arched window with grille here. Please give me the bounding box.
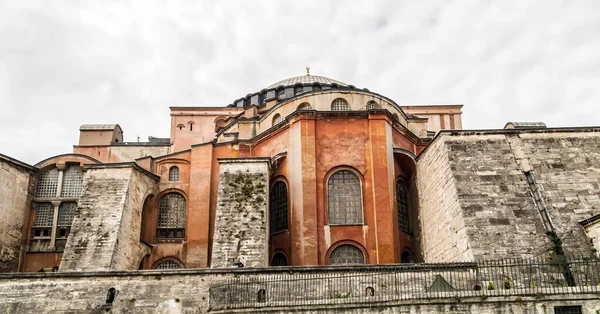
[331,98,349,111]
[61,165,83,198]
[35,167,59,198]
[157,193,186,239]
[270,252,288,266]
[366,101,380,110]
[169,166,179,182]
[297,102,312,110]
[155,259,183,269]
[396,179,410,233]
[269,181,288,234]
[272,114,282,126]
[329,244,365,265]
[327,170,363,225]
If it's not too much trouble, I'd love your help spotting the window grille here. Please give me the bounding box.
[169,166,179,182]
[155,260,182,269]
[396,179,410,232]
[270,253,288,266]
[327,170,363,225]
[58,202,77,226]
[269,181,288,234]
[35,167,59,198]
[297,103,312,110]
[331,98,349,111]
[329,245,365,265]
[366,101,380,110]
[34,203,54,227]
[61,166,83,198]
[554,306,582,314]
[157,193,186,238]
[272,114,282,126]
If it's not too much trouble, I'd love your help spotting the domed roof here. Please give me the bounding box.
[266,75,348,89]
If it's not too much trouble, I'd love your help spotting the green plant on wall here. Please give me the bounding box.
[487,281,494,290]
[503,278,512,290]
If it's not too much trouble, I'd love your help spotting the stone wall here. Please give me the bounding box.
[415,137,473,262]
[211,158,270,268]
[417,129,600,262]
[0,154,36,272]
[0,265,598,313]
[59,164,156,272]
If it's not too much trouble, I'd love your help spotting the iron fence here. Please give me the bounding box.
[208,256,600,310]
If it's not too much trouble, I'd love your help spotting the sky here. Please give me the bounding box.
[0,1,599,164]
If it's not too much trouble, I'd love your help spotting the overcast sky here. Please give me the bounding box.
[1,1,598,164]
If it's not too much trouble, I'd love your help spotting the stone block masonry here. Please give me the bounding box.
[59,163,157,272]
[0,154,37,272]
[211,158,270,268]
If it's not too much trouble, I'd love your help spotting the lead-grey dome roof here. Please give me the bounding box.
[266,75,348,89]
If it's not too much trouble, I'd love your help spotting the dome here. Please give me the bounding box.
[266,75,348,89]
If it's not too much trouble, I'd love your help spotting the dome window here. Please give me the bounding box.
[331,98,349,111]
[272,114,282,126]
[366,101,381,110]
[297,103,312,110]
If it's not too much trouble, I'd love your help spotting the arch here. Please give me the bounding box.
[106,288,116,304]
[177,124,185,130]
[366,101,381,110]
[187,121,195,131]
[153,257,184,270]
[257,289,266,303]
[168,166,180,182]
[156,192,186,239]
[400,250,412,263]
[272,113,282,126]
[269,180,288,234]
[396,177,410,233]
[34,153,101,168]
[270,252,288,266]
[294,84,303,95]
[366,287,375,296]
[327,168,363,225]
[297,102,312,110]
[331,98,349,111]
[328,244,366,265]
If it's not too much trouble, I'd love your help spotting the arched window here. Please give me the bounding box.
[270,253,288,266]
[61,165,83,198]
[272,114,282,126]
[328,170,363,225]
[401,251,412,263]
[177,124,185,130]
[396,179,409,232]
[331,98,349,111]
[56,202,77,238]
[269,181,288,233]
[188,121,194,131]
[157,193,186,239]
[366,101,380,110]
[169,166,179,182]
[329,245,365,265]
[35,167,59,198]
[297,102,312,110]
[155,259,183,269]
[294,85,303,95]
[313,84,322,91]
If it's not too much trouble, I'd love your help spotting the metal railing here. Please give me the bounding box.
[208,256,600,310]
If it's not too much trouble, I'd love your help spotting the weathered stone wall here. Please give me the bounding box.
[0,266,598,313]
[59,164,156,272]
[0,155,36,272]
[211,158,269,268]
[415,137,474,262]
[417,130,600,262]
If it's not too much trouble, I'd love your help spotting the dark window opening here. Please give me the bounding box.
[396,179,410,232]
[270,253,288,266]
[554,306,582,314]
[365,286,374,297]
[157,193,186,239]
[269,181,288,233]
[257,289,266,303]
[401,251,412,263]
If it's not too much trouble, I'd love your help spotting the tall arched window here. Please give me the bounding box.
[157,193,186,239]
[269,181,288,234]
[366,101,380,110]
[297,102,312,110]
[329,245,365,265]
[169,166,179,182]
[396,179,409,232]
[328,170,363,225]
[331,98,349,111]
[35,167,59,198]
[155,259,183,269]
[272,114,282,126]
[270,253,288,266]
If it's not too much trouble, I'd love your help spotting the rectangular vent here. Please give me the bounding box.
[554,305,582,314]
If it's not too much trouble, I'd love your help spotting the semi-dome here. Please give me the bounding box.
[266,75,348,89]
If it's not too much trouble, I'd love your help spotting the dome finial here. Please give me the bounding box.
[306,66,310,76]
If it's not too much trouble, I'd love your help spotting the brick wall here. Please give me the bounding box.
[0,156,36,272]
[211,158,270,268]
